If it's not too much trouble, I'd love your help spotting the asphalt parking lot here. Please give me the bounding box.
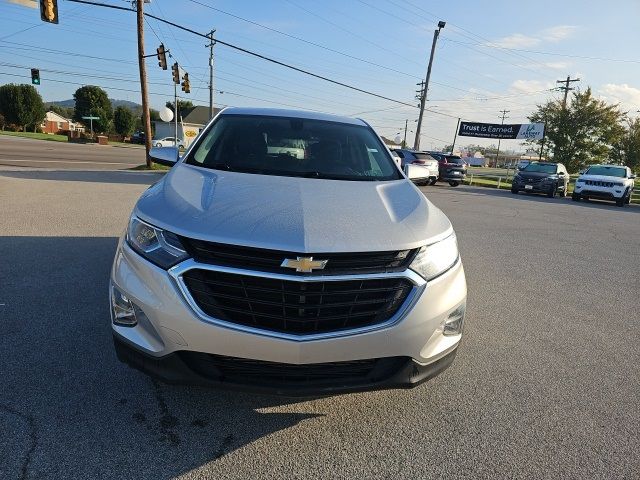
[1,169,638,479]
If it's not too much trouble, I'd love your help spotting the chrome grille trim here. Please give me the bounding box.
[168,259,427,342]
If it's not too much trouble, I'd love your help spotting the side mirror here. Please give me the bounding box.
[630,174,636,180]
[558,172,565,176]
[149,146,179,167]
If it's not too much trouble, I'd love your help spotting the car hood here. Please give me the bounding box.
[134,163,453,252]
[517,171,554,179]
[578,174,626,183]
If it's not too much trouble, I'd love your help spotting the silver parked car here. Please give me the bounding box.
[153,137,185,149]
[110,107,467,395]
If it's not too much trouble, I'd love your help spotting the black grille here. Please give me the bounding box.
[585,180,616,187]
[182,269,414,335]
[179,238,417,275]
[180,352,408,387]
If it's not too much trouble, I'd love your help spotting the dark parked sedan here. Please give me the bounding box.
[511,162,569,198]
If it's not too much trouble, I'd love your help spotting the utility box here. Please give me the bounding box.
[97,135,108,145]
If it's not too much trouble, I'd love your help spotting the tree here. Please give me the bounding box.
[612,118,640,172]
[166,100,193,114]
[48,104,74,119]
[528,88,625,172]
[113,106,135,136]
[0,83,46,131]
[73,85,113,134]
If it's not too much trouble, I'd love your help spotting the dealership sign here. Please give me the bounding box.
[458,122,545,140]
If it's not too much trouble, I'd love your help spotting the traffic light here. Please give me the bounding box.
[156,44,167,70]
[31,68,40,85]
[181,73,190,94]
[40,0,59,24]
[171,63,180,84]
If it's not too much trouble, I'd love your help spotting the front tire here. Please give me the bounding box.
[448,181,460,187]
[572,192,580,202]
[511,188,518,194]
[616,197,625,207]
[547,184,557,198]
[429,178,438,186]
[155,143,162,148]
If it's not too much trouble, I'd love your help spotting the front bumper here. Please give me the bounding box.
[110,239,467,393]
[113,334,458,396]
[512,181,554,193]
[574,185,625,200]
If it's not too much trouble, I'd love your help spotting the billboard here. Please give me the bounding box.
[458,122,545,140]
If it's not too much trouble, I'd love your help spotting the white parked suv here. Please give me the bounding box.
[110,107,467,396]
[572,164,635,207]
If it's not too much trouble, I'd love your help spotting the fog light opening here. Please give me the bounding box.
[443,304,465,336]
[111,285,137,327]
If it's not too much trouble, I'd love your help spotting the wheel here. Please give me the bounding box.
[448,181,460,187]
[571,192,580,202]
[616,197,625,207]
[511,188,518,194]
[155,143,162,148]
[429,178,438,186]
[547,184,557,198]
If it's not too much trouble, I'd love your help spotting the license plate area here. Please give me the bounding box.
[525,185,533,190]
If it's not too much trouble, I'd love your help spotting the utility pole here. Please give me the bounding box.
[206,29,216,120]
[494,109,510,168]
[135,0,152,167]
[450,117,461,154]
[403,119,408,148]
[414,20,446,151]
[557,75,580,109]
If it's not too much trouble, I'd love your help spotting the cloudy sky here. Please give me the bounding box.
[1,0,639,150]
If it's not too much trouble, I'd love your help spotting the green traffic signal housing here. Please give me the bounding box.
[157,44,167,70]
[31,68,40,85]
[171,63,180,84]
[181,73,190,93]
[40,0,59,24]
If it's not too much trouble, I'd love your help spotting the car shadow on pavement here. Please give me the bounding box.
[0,236,322,480]
[0,169,164,185]
[424,184,639,213]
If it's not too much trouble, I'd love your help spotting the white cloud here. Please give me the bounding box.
[598,84,640,111]
[489,25,579,50]
[491,33,541,49]
[510,80,554,94]
[540,25,579,42]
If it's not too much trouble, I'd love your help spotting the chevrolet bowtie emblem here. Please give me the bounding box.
[281,256,328,273]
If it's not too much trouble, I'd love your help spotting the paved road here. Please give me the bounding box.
[0,135,145,170]
[1,169,638,479]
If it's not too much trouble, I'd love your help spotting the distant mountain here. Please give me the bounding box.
[46,99,142,110]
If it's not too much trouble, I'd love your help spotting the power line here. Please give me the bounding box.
[184,0,421,79]
[64,0,417,108]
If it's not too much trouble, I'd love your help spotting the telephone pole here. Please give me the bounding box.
[206,29,216,120]
[494,109,510,168]
[403,119,408,148]
[135,0,152,167]
[414,20,446,151]
[557,75,580,109]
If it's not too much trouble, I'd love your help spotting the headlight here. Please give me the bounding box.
[576,178,585,184]
[126,215,189,269]
[410,233,459,280]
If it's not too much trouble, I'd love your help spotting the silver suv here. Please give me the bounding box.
[110,108,467,395]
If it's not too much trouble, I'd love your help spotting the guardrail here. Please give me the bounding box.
[464,173,639,204]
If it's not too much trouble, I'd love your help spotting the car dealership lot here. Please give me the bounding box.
[0,169,638,479]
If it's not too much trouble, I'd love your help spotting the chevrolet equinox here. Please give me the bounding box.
[110,108,467,396]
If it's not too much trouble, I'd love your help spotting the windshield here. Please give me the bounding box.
[186,115,401,181]
[585,165,626,178]
[523,163,557,174]
[445,156,465,165]
[414,153,436,161]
